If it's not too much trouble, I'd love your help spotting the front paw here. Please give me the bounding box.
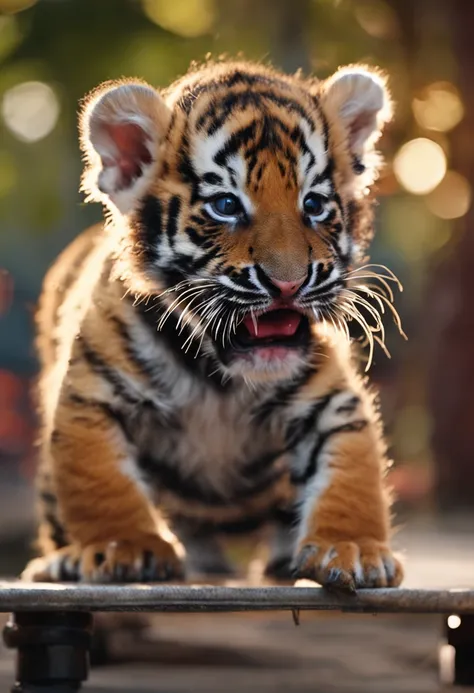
[22,535,185,583]
[292,538,403,591]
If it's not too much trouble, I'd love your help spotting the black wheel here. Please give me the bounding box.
[3,611,93,692]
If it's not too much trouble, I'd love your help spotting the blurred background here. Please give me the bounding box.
[0,0,473,554]
[1,0,474,561]
[1,1,474,690]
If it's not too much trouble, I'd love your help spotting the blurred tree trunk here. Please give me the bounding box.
[265,0,312,74]
[427,0,474,512]
[216,0,311,74]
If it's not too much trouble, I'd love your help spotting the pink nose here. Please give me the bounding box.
[270,276,306,298]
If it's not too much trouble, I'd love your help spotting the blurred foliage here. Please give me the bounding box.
[0,0,469,500]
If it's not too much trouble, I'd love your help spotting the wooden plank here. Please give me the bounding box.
[0,582,473,614]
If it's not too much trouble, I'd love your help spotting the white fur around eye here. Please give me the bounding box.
[203,194,246,225]
[204,201,240,224]
[308,205,330,223]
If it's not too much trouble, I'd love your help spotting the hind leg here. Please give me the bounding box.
[264,509,298,580]
[173,522,234,578]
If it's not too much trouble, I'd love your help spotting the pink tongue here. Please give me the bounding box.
[243,310,302,339]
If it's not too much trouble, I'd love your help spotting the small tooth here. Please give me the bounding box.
[251,312,258,335]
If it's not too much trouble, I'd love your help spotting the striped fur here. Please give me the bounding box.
[23,60,403,589]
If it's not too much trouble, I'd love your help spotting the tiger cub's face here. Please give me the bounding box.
[80,61,391,382]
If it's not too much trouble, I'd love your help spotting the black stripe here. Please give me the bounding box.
[188,246,221,272]
[241,449,285,478]
[223,266,263,294]
[75,337,138,405]
[305,278,344,299]
[166,195,181,247]
[202,172,223,186]
[335,396,360,414]
[189,213,208,227]
[205,91,262,136]
[43,511,68,549]
[66,391,136,443]
[311,159,335,188]
[231,90,316,131]
[252,364,316,423]
[184,226,205,246]
[177,80,207,115]
[38,483,68,549]
[253,264,279,296]
[221,70,293,91]
[181,69,317,132]
[257,116,283,150]
[285,393,337,448]
[39,490,57,505]
[272,505,299,526]
[214,121,258,167]
[179,515,270,535]
[246,153,259,186]
[130,296,232,393]
[138,453,285,506]
[132,196,163,263]
[178,129,200,198]
[290,125,315,173]
[310,94,329,150]
[292,419,369,485]
[315,262,334,285]
[332,192,344,223]
[107,313,155,381]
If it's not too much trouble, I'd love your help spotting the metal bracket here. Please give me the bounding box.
[3,611,93,692]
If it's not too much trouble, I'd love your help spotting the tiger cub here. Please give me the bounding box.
[23,59,404,590]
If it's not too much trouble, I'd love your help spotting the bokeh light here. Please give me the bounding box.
[447,615,461,629]
[1,81,60,143]
[393,138,447,195]
[354,0,398,39]
[413,82,464,133]
[425,171,471,219]
[0,0,37,13]
[142,0,216,38]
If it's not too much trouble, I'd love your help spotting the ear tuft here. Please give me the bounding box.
[79,80,171,214]
[322,66,392,156]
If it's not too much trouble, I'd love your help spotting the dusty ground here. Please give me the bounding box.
[0,519,472,692]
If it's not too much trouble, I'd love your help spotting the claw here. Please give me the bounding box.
[325,568,356,593]
[292,544,319,577]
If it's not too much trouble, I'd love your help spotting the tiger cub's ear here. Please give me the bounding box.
[79,80,171,214]
[320,66,392,176]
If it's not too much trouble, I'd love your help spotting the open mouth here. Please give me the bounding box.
[232,308,311,352]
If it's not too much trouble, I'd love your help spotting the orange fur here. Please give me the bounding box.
[23,58,403,588]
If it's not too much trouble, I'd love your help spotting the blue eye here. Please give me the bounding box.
[205,194,243,222]
[213,195,241,216]
[303,193,329,221]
